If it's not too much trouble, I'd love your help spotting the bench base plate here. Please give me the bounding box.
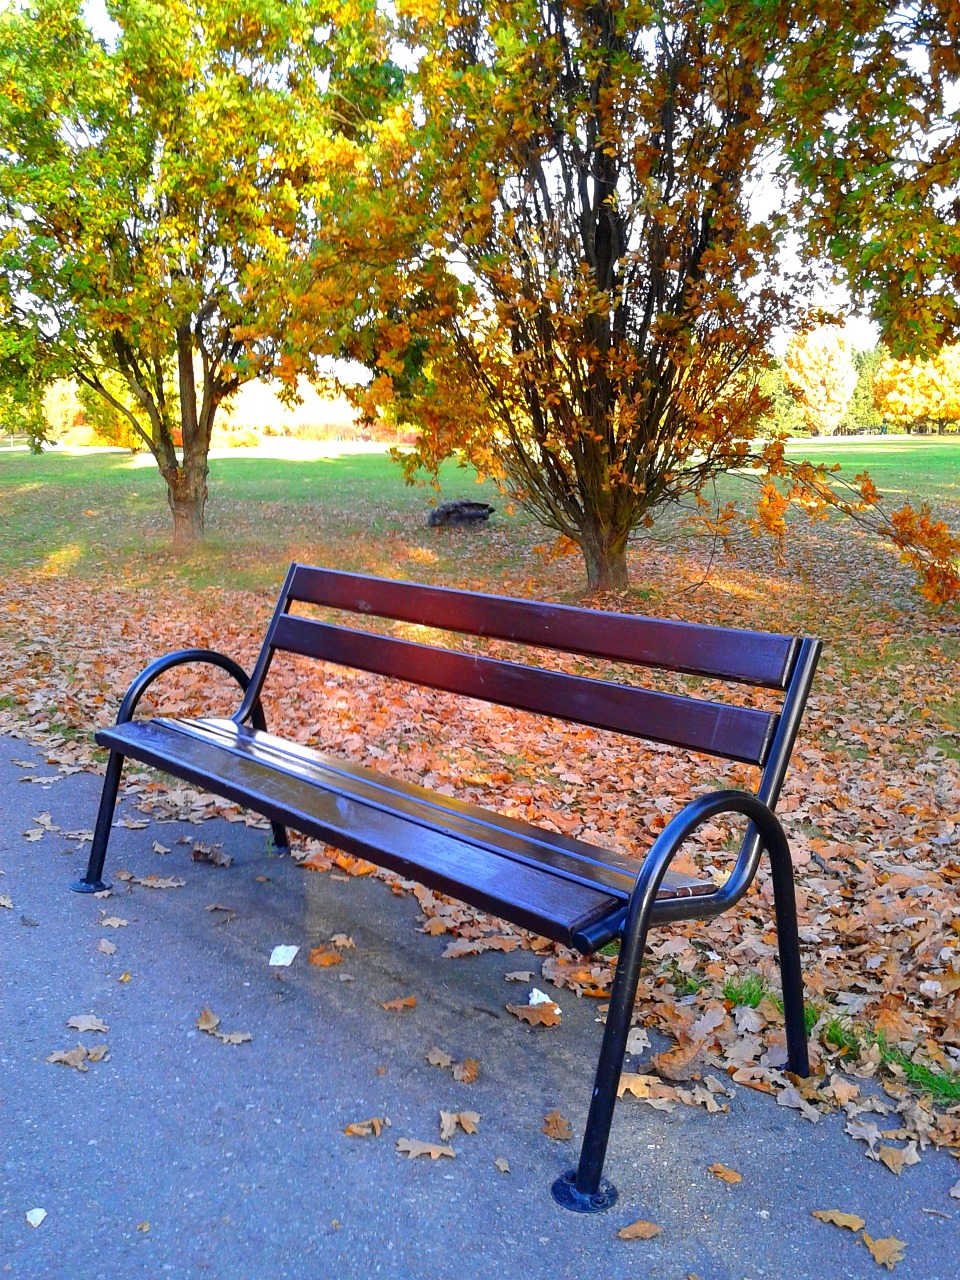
[69,878,112,894]
[550,1169,618,1213]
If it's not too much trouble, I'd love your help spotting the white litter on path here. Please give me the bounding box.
[269,945,299,967]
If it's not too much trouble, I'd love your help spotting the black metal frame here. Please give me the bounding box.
[71,648,287,894]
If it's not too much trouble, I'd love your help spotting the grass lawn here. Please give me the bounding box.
[1,435,959,1111]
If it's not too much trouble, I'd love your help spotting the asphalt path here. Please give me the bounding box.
[0,733,956,1280]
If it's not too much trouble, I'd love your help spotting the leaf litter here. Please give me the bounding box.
[3,501,960,1190]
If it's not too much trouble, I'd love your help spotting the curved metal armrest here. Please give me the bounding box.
[116,648,260,726]
[634,788,789,925]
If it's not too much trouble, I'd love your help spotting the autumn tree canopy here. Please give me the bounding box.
[0,0,391,542]
[329,0,959,600]
[874,346,960,433]
[783,328,858,437]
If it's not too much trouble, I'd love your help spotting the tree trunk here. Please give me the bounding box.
[580,527,630,593]
[163,461,208,545]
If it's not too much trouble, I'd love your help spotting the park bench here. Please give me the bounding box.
[74,563,821,1212]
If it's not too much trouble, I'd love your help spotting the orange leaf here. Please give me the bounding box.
[380,995,416,1011]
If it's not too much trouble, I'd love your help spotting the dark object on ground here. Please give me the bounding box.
[75,564,820,1212]
[427,499,495,527]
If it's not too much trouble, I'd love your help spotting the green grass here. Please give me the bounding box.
[822,1016,960,1103]
[723,973,768,1007]
[0,446,516,592]
[3,436,957,593]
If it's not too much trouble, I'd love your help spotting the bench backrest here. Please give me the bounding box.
[237,564,820,810]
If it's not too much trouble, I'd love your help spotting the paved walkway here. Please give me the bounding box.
[0,734,956,1279]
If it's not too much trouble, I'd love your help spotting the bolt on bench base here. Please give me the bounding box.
[551,1170,618,1213]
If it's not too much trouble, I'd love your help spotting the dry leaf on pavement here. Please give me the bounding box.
[617,1220,662,1240]
[452,1057,479,1083]
[439,1111,480,1140]
[812,1209,866,1232]
[506,1002,560,1027]
[877,1144,921,1175]
[541,1110,572,1141]
[396,1138,455,1160]
[426,1047,453,1068]
[197,1008,221,1034]
[66,1014,108,1033]
[862,1231,907,1270]
[708,1163,742,1184]
[380,995,416,1011]
[97,939,117,955]
[308,947,343,967]
[494,1157,510,1173]
[46,1046,89,1071]
[344,1117,390,1137]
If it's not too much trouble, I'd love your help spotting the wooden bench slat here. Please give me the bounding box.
[270,615,777,766]
[166,717,714,906]
[287,565,799,688]
[96,719,626,948]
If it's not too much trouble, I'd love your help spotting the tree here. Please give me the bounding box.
[332,0,959,601]
[874,346,960,434]
[841,348,884,436]
[0,0,389,541]
[776,0,960,358]
[782,327,858,436]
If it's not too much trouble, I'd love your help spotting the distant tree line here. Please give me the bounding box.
[758,332,960,437]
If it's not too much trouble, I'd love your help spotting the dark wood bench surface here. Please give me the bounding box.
[98,715,712,953]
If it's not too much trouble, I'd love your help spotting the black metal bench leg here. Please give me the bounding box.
[769,840,810,1076]
[270,821,290,853]
[552,901,655,1213]
[71,751,124,893]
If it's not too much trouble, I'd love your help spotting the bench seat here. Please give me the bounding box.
[99,715,711,953]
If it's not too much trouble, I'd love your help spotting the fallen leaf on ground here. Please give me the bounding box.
[0,895,12,909]
[345,1117,390,1137]
[330,933,354,949]
[99,916,128,928]
[192,842,232,867]
[440,1110,480,1140]
[136,1221,149,1233]
[949,1180,960,1200]
[396,1138,455,1160]
[777,1085,823,1123]
[617,1219,662,1240]
[505,970,534,982]
[862,1231,907,1270]
[708,1163,742,1184]
[494,1156,510,1173]
[46,1046,89,1071]
[452,1058,479,1083]
[812,1209,866,1231]
[197,1008,221,1033]
[66,1014,108,1033]
[216,1030,252,1045]
[86,1045,109,1061]
[380,995,416,1011]
[618,1073,679,1111]
[506,1002,560,1027]
[118,971,131,983]
[427,1047,453,1068]
[877,1143,921,1175]
[97,939,117,955]
[541,1110,572,1141]
[309,947,343,967]
[152,841,170,854]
